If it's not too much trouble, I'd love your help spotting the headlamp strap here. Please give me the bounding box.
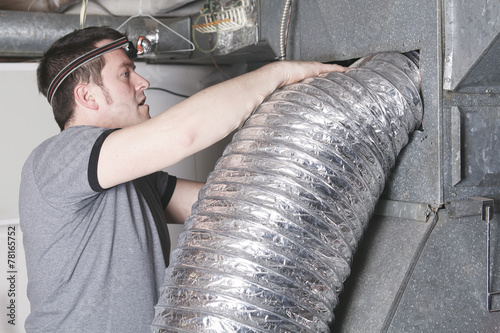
[47,36,130,105]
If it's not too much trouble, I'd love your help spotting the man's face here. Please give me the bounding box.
[92,39,151,128]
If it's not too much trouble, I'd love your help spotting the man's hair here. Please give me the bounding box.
[37,26,125,130]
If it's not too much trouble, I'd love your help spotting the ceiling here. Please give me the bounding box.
[0,0,202,16]
[0,0,252,63]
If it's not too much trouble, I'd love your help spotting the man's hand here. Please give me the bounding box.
[269,61,348,88]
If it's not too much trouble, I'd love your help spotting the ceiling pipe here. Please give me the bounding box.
[0,10,191,58]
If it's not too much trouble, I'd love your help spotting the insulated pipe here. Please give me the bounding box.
[0,10,189,57]
[152,52,423,332]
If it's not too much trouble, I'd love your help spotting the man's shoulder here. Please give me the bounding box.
[32,126,108,153]
[56,125,111,142]
[23,126,111,173]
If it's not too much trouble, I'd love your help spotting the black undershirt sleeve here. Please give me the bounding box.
[161,175,177,208]
[88,129,119,192]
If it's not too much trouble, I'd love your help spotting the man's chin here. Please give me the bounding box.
[138,105,151,119]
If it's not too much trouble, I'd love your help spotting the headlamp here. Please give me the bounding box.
[47,36,152,105]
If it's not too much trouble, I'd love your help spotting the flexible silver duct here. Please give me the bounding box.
[152,51,423,332]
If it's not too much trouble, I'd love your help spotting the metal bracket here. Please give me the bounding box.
[470,197,497,312]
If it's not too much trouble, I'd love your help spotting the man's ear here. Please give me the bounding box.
[74,83,98,110]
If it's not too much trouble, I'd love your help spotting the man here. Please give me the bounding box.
[19,26,346,332]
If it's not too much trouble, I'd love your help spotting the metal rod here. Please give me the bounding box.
[486,205,500,312]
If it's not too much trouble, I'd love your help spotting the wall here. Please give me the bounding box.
[0,62,56,332]
[0,61,227,332]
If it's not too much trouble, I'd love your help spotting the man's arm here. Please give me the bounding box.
[164,179,204,224]
[97,61,346,189]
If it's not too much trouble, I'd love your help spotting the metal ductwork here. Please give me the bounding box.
[151,51,422,332]
[0,10,191,59]
[2,0,498,330]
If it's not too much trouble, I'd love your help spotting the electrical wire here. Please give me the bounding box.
[192,1,221,54]
[191,1,232,79]
[278,0,292,60]
[210,51,231,80]
[208,32,232,80]
[147,87,190,98]
[80,0,88,29]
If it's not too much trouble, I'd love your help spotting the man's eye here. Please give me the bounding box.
[122,71,130,77]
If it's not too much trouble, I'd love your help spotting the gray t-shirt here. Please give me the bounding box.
[19,126,176,333]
